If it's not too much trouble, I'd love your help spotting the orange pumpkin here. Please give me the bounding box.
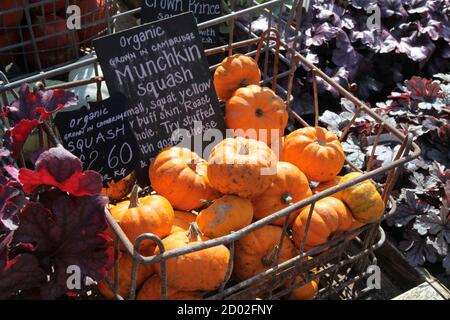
[196,195,253,238]
[214,54,261,101]
[251,162,312,226]
[149,147,219,211]
[346,219,365,241]
[225,85,288,145]
[98,252,154,299]
[207,137,277,198]
[137,274,203,300]
[312,176,343,194]
[234,225,297,281]
[154,224,230,291]
[282,127,345,182]
[170,210,197,234]
[291,197,353,251]
[120,187,174,250]
[101,172,136,201]
[287,276,319,300]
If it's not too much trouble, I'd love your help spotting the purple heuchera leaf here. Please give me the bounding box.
[398,31,436,62]
[18,146,103,196]
[351,0,377,10]
[0,173,26,233]
[379,0,408,18]
[398,231,439,267]
[404,0,439,14]
[3,83,78,123]
[332,30,361,72]
[316,66,349,98]
[13,193,113,299]
[387,190,433,227]
[305,22,340,46]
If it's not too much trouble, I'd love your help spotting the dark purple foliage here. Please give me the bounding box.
[294,0,450,100]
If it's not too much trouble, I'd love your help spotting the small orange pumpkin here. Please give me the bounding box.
[149,147,219,211]
[225,85,288,145]
[196,195,253,238]
[170,210,197,234]
[251,162,312,226]
[98,252,154,299]
[101,172,136,201]
[120,187,174,250]
[214,54,261,101]
[234,225,297,281]
[346,219,365,241]
[207,137,277,198]
[154,224,230,291]
[282,127,345,182]
[291,197,353,251]
[312,176,343,194]
[137,274,203,300]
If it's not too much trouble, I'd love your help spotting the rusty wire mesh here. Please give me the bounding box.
[0,0,116,74]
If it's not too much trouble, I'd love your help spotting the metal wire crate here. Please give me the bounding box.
[0,0,117,75]
[0,0,299,81]
[0,0,420,300]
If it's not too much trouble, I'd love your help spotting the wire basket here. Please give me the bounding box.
[0,0,116,75]
[0,0,420,300]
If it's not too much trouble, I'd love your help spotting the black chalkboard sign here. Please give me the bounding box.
[93,12,225,171]
[54,93,140,185]
[141,0,221,49]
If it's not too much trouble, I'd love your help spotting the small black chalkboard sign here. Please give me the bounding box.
[141,0,221,49]
[54,93,140,186]
[93,12,226,172]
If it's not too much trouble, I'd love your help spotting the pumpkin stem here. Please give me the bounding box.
[239,78,250,88]
[128,184,140,209]
[261,245,279,267]
[186,158,198,171]
[255,108,264,117]
[281,192,293,205]
[200,198,213,207]
[316,139,326,146]
[187,222,203,241]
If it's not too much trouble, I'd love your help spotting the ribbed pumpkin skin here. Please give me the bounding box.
[101,172,135,201]
[149,147,219,211]
[137,274,203,300]
[196,195,253,238]
[170,210,197,234]
[225,85,288,145]
[120,195,174,249]
[335,172,385,223]
[154,229,230,291]
[287,276,319,300]
[282,127,345,182]
[214,54,261,101]
[234,225,297,281]
[312,176,343,194]
[346,219,365,241]
[98,253,154,299]
[292,197,353,250]
[207,137,277,198]
[251,162,312,226]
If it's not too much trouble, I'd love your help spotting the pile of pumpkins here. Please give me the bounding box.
[98,54,385,300]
